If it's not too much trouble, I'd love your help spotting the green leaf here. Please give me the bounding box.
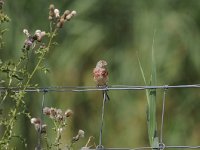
[137,53,150,105]
[147,30,158,148]
[138,30,158,148]
[137,53,147,85]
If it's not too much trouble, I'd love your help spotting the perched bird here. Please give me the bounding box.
[93,60,110,101]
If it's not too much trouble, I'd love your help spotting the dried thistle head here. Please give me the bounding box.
[30,118,47,133]
[78,130,85,138]
[72,129,85,143]
[31,118,41,125]
[41,124,47,134]
[31,118,42,132]
[0,0,4,9]
[64,109,73,117]
[56,18,65,28]
[49,4,55,11]
[62,10,70,19]
[54,9,60,18]
[49,4,55,20]
[48,4,77,28]
[34,30,46,42]
[22,29,46,50]
[23,29,30,37]
[43,107,73,122]
[43,107,51,116]
[65,10,77,21]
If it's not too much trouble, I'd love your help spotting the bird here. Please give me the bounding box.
[93,60,110,101]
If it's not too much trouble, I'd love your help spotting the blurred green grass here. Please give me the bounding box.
[2,0,200,149]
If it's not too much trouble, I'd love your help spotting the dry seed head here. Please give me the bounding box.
[66,10,77,21]
[78,129,85,138]
[41,124,47,133]
[48,16,53,20]
[24,38,33,50]
[49,4,55,11]
[66,14,73,21]
[49,11,54,18]
[65,109,73,117]
[0,0,4,9]
[56,114,64,121]
[62,10,71,19]
[57,18,65,28]
[43,107,51,116]
[40,31,46,37]
[23,29,30,37]
[54,9,60,18]
[49,4,55,20]
[72,129,85,142]
[71,10,77,16]
[34,30,46,42]
[56,109,62,115]
[35,30,41,36]
[50,107,57,118]
[31,118,41,125]
[64,10,71,16]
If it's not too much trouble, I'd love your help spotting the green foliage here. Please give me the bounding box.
[0,2,79,149]
[0,2,10,49]
[138,31,159,148]
[1,0,200,149]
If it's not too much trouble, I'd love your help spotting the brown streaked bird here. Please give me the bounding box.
[93,60,110,101]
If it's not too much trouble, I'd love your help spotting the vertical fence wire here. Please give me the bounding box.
[36,89,47,150]
[160,86,168,145]
[97,90,107,149]
[1,85,200,149]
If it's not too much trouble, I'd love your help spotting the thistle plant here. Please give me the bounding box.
[31,107,84,150]
[0,2,77,149]
[0,0,9,49]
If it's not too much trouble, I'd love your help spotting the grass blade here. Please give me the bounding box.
[137,30,158,149]
[148,30,159,148]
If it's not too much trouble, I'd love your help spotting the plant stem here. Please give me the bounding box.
[0,28,58,148]
[23,28,58,90]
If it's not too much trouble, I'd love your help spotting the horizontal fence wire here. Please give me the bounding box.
[81,145,200,150]
[0,84,200,93]
[81,145,200,149]
[1,84,200,149]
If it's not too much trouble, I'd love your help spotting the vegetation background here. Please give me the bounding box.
[2,0,200,149]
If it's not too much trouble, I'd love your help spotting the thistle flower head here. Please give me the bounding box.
[54,9,60,18]
[23,29,30,37]
[71,10,77,16]
[34,30,46,42]
[43,107,73,121]
[78,129,85,138]
[0,0,4,9]
[49,4,55,11]
[31,118,41,125]
[64,109,73,117]
[30,118,44,132]
[72,129,85,143]
[43,107,51,116]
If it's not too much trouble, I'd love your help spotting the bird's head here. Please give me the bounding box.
[96,60,107,68]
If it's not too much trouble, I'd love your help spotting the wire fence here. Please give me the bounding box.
[1,84,200,150]
[1,84,200,93]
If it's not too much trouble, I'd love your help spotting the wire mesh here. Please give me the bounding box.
[1,84,200,93]
[1,84,200,149]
